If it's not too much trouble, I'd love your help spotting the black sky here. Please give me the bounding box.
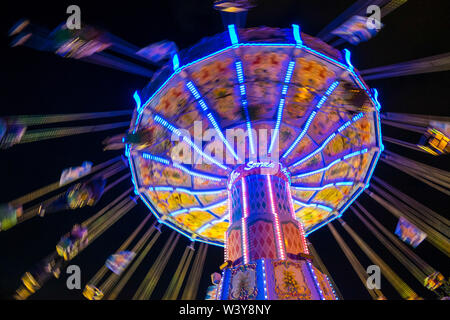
[1,0,449,300]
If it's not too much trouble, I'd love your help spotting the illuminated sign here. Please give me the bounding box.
[228,162,291,189]
[244,161,275,171]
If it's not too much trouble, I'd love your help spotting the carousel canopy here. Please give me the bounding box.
[127,25,382,246]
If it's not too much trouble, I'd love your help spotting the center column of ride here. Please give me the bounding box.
[217,161,337,300]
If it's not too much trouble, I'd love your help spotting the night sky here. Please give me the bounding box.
[1,0,449,300]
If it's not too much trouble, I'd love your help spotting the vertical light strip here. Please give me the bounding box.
[266,175,286,260]
[172,53,180,70]
[291,112,364,168]
[344,49,354,71]
[225,188,232,262]
[241,178,249,219]
[291,147,369,179]
[308,262,325,300]
[241,178,250,264]
[217,269,225,300]
[133,91,142,113]
[153,114,228,170]
[224,230,229,262]
[262,259,268,299]
[235,61,255,155]
[269,60,296,153]
[228,24,239,45]
[292,24,303,47]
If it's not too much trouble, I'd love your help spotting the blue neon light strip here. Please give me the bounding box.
[128,153,141,196]
[142,153,170,164]
[172,163,223,182]
[303,185,365,236]
[292,147,369,179]
[269,60,296,153]
[303,46,347,69]
[186,81,239,160]
[141,152,225,182]
[196,213,229,234]
[344,49,354,71]
[293,199,334,212]
[134,181,231,240]
[135,179,225,247]
[150,186,226,196]
[228,24,239,45]
[372,88,381,110]
[133,91,142,113]
[305,216,334,236]
[170,200,227,217]
[291,112,365,168]
[307,261,325,300]
[238,43,296,47]
[326,275,339,300]
[291,181,354,191]
[153,114,182,135]
[363,108,383,187]
[338,186,364,217]
[172,54,180,70]
[193,237,225,247]
[235,60,255,155]
[292,24,303,47]
[282,81,340,159]
[292,133,335,167]
[153,113,229,170]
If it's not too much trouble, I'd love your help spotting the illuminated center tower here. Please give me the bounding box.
[217,162,337,300]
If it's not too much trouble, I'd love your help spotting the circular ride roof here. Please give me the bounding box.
[126,26,382,246]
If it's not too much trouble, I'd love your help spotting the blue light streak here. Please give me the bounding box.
[172,53,180,70]
[170,200,227,217]
[196,213,229,234]
[269,60,296,154]
[282,81,339,159]
[235,60,255,155]
[141,152,225,182]
[344,49,353,71]
[142,152,170,164]
[292,147,369,178]
[292,24,303,47]
[130,39,380,244]
[228,24,239,45]
[293,199,334,212]
[186,81,239,161]
[172,163,223,182]
[133,91,142,113]
[337,186,364,217]
[150,186,226,196]
[372,88,381,110]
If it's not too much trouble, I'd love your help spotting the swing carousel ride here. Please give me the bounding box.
[1,0,449,300]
